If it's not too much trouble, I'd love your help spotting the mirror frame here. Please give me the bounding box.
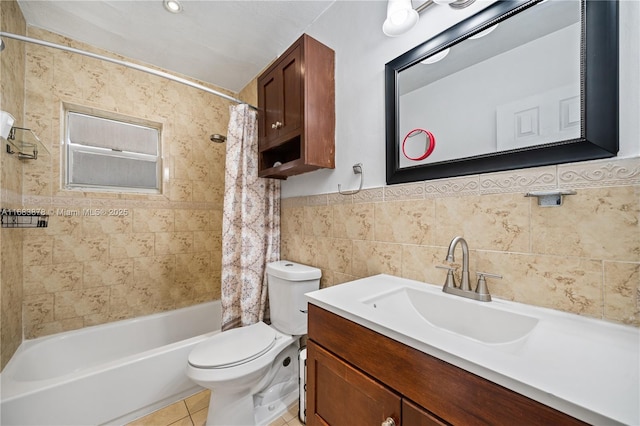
[385,0,618,185]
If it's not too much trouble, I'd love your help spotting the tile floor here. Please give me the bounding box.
[126,389,304,426]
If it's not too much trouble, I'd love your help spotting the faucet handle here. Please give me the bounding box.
[436,265,456,271]
[475,271,502,297]
[436,265,457,289]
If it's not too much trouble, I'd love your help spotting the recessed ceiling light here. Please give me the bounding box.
[163,0,183,14]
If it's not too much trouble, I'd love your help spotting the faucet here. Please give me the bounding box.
[446,236,471,291]
[437,236,502,302]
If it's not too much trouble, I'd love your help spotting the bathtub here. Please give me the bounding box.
[1,300,221,425]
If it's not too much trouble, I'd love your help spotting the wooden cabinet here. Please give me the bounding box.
[257,34,335,179]
[307,305,587,426]
[307,341,401,426]
[402,400,448,426]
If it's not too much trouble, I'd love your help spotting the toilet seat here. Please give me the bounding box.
[188,322,277,369]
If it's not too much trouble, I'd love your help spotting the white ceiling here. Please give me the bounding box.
[17,0,337,93]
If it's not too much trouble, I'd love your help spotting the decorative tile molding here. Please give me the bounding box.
[352,187,384,204]
[1,189,22,206]
[306,194,329,206]
[480,166,556,194]
[558,157,640,188]
[20,194,217,211]
[328,192,353,205]
[281,197,306,209]
[383,182,425,201]
[424,176,480,198]
[281,157,640,207]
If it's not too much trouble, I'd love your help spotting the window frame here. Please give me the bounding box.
[63,108,163,194]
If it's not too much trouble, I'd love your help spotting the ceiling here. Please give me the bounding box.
[17,0,337,93]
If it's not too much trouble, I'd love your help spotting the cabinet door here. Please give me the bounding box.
[307,341,401,426]
[258,69,281,146]
[278,45,302,142]
[257,45,302,149]
[402,399,449,426]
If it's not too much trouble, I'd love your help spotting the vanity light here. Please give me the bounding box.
[421,48,450,64]
[383,0,419,37]
[383,0,476,37]
[163,0,183,14]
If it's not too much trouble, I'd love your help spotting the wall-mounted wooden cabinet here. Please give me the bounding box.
[307,305,587,426]
[257,34,335,179]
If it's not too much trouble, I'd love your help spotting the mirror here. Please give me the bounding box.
[385,0,618,185]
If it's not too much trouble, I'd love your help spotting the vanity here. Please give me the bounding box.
[305,275,639,426]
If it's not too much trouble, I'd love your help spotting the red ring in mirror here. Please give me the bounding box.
[402,129,436,161]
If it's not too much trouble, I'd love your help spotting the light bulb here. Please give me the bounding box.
[163,0,183,14]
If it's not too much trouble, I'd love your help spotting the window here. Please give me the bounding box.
[65,111,161,193]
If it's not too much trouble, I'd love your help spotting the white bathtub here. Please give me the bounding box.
[1,300,221,425]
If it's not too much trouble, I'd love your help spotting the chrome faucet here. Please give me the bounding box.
[436,236,502,302]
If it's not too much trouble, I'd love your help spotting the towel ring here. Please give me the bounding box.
[338,163,363,195]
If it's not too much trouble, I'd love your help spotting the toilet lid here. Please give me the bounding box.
[188,322,277,369]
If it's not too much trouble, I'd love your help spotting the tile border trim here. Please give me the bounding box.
[283,157,640,206]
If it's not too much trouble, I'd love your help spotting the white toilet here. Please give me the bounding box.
[186,260,321,426]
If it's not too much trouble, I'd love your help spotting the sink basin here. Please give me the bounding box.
[363,287,538,344]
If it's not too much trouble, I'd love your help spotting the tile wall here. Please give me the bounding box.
[0,0,27,369]
[282,158,640,326]
[1,13,232,361]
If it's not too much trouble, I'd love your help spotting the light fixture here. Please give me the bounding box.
[383,0,476,37]
[420,48,450,64]
[382,0,419,37]
[163,0,183,14]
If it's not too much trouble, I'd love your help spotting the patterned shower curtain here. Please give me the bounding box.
[221,103,280,331]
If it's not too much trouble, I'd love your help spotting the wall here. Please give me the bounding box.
[279,1,639,326]
[283,1,640,197]
[282,160,639,325]
[0,0,26,369]
[13,27,231,341]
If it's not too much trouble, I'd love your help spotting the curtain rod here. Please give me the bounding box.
[0,31,258,110]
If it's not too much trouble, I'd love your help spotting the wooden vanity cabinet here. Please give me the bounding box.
[307,304,587,426]
[307,342,402,426]
[257,34,335,179]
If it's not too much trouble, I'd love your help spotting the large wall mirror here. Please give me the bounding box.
[385,0,618,185]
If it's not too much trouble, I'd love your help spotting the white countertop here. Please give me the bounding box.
[306,274,640,425]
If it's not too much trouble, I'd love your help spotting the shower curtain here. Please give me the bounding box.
[221,104,280,331]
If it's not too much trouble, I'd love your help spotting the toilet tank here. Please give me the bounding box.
[266,260,321,335]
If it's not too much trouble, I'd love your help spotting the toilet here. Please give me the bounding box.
[186,260,321,426]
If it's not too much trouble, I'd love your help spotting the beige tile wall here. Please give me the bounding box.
[1,0,27,369]
[282,158,640,326]
[14,27,231,339]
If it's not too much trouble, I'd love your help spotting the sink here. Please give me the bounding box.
[363,287,539,345]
